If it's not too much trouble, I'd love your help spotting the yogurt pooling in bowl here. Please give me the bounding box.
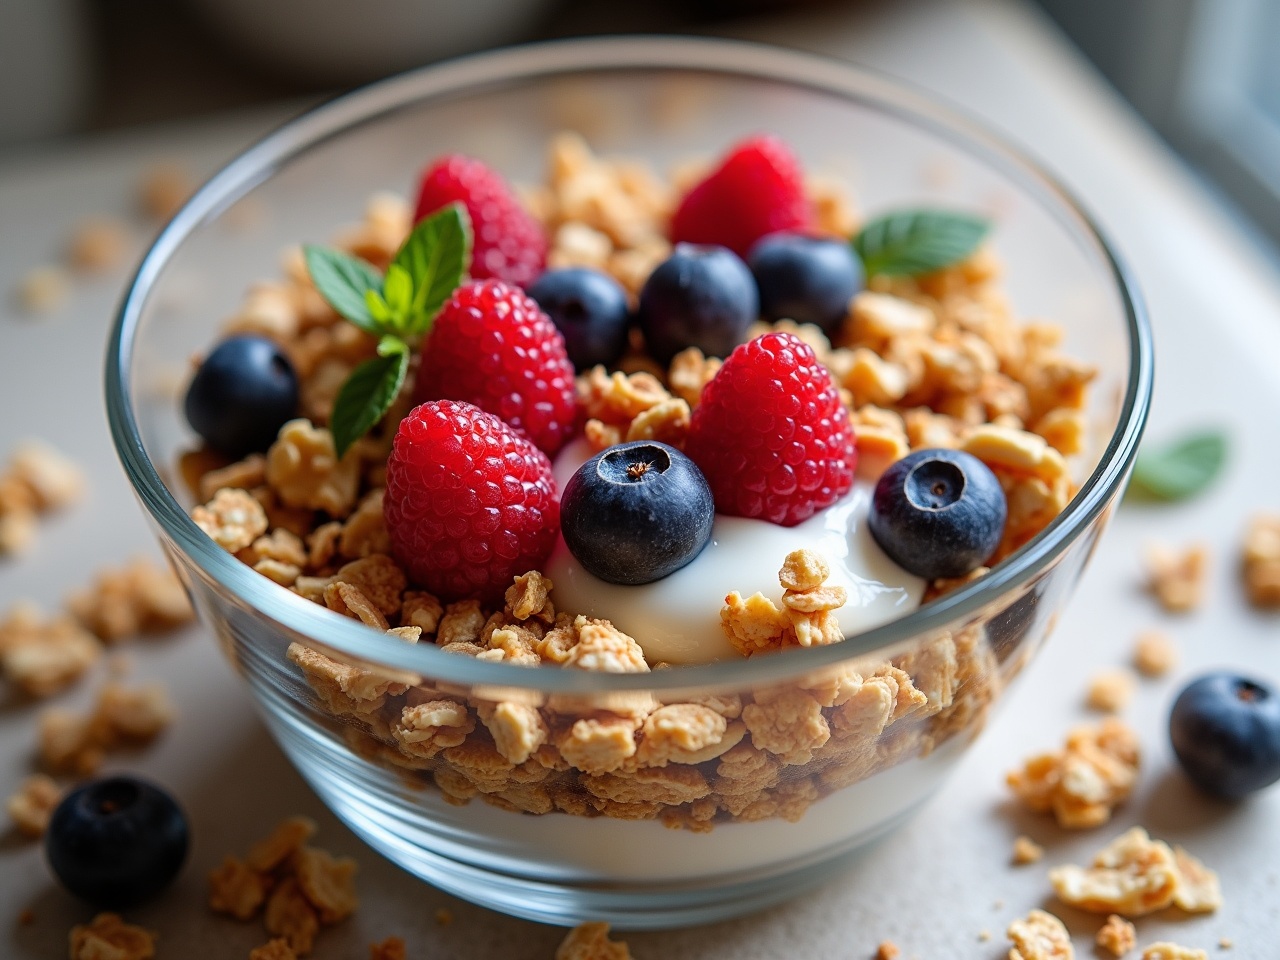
[546,438,926,663]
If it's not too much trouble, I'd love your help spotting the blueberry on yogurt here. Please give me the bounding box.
[561,441,715,585]
[868,448,1007,579]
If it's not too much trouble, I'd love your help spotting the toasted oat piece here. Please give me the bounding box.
[555,922,632,960]
[1006,718,1139,829]
[66,217,129,273]
[1132,631,1177,677]
[250,940,298,960]
[1011,835,1044,865]
[368,937,407,960]
[1007,908,1073,960]
[1141,945,1207,960]
[5,774,62,838]
[1049,827,1219,917]
[69,912,156,960]
[1241,514,1280,608]
[14,265,71,316]
[875,941,901,960]
[1145,543,1209,613]
[1086,669,1136,713]
[66,557,193,643]
[1095,915,1136,957]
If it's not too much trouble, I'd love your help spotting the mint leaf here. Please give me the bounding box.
[853,210,991,277]
[330,349,409,459]
[393,203,472,335]
[304,245,384,334]
[1128,430,1227,502]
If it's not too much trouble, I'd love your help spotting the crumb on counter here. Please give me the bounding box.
[1241,514,1280,608]
[368,936,406,960]
[1142,945,1208,960]
[1011,834,1044,865]
[38,681,173,776]
[1132,631,1177,677]
[249,939,298,960]
[1007,908,1073,960]
[69,912,156,960]
[5,774,62,838]
[14,265,70,316]
[555,922,632,960]
[1096,914,1137,957]
[66,217,130,273]
[1145,543,1209,613]
[1086,669,1136,713]
[434,907,453,926]
[138,163,196,222]
[0,440,85,557]
[66,557,194,643]
[0,603,100,698]
[1050,827,1221,917]
[875,941,901,960]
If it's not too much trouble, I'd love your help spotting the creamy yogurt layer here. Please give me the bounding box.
[547,438,926,663]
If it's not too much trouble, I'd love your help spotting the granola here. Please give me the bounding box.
[1006,718,1139,829]
[1241,514,1280,608]
[69,913,156,960]
[1086,669,1136,713]
[1096,915,1137,958]
[1142,945,1207,960]
[1011,834,1044,866]
[1007,909,1073,960]
[1132,631,1177,677]
[1145,543,1209,613]
[5,773,62,838]
[1049,827,1220,917]
[555,921,632,960]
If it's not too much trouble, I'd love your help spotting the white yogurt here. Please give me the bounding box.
[547,439,926,663]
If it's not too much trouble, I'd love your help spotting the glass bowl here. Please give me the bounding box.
[106,37,1152,929]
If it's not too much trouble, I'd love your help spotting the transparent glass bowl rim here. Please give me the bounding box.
[105,35,1153,695]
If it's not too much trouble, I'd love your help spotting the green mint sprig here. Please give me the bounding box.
[304,202,472,458]
[1127,429,1228,502]
[853,209,991,277]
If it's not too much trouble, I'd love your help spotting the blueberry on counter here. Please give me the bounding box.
[747,233,863,336]
[637,244,758,366]
[527,267,631,372]
[184,334,299,457]
[1169,672,1280,799]
[868,448,1007,579]
[561,441,715,585]
[45,776,189,908]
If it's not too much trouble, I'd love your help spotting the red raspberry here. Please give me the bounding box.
[384,400,559,603]
[414,279,576,456]
[687,332,857,526]
[414,154,547,287]
[670,136,813,258]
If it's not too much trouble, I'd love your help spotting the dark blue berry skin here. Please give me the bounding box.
[747,233,863,336]
[868,448,1007,579]
[45,776,189,908]
[637,244,759,366]
[527,267,632,373]
[1169,672,1280,799]
[184,335,299,457]
[561,441,714,585]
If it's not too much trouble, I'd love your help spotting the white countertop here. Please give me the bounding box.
[1,0,1278,955]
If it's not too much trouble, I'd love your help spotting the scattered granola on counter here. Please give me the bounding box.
[1132,630,1177,678]
[0,440,85,556]
[1049,827,1221,917]
[1096,914,1136,957]
[66,557,194,643]
[66,217,130,274]
[249,940,298,960]
[14,265,71,317]
[874,940,901,960]
[0,603,99,698]
[1006,718,1139,829]
[209,816,357,956]
[69,912,156,960]
[1142,945,1207,960]
[368,936,407,960]
[1006,908,1073,960]
[555,922,632,960]
[38,681,173,776]
[1011,834,1044,866]
[1086,669,1136,713]
[1145,543,1209,614]
[5,773,62,837]
[1240,514,1280,608]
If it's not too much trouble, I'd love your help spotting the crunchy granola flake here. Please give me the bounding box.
[1095,915,1137,958]
[1007,909,1073,960]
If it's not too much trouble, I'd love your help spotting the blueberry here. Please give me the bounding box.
[527,267,631,372]
[747,233,863,336]
[1169,672,1280,799]
[184,334,299,457]
[868,448,1007,579]
[45,776,189,908]
[637,244,758,366]
[561,441,714,585]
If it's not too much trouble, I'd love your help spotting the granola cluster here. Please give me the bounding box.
[1049,827,1221,917]
[69,912,156,960]
[208,816,358,956]
[0,441,84,555]
[1241,513,1280,608]
[721,549,846,655]
[1005,718,1140,829]
[38,681,173,776]
[1006,909,1073,960]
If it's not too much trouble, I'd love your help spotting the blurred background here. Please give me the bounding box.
[2,0,1279,259]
